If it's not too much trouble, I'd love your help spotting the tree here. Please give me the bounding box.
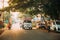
[42,0,60,19]
[6,0,60,19]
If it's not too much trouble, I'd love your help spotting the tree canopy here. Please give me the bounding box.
[4,0,60,19]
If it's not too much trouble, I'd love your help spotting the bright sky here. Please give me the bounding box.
[0,0,9,9]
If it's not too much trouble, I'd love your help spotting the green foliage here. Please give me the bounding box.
[8,0,60,19]
[42,0,60,19]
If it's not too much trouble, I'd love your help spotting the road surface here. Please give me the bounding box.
[0,29,60,40]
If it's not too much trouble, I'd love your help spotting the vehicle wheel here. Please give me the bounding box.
[54,28,56,32]
[29,27,32,30]
[22,25,25,29]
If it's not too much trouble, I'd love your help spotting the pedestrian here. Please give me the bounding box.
[45,15,51,32]
[40,13,46,29]
[36,14,41,29]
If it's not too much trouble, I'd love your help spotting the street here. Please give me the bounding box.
[0,29,60,40]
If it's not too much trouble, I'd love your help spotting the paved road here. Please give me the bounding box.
[0,29,60,40]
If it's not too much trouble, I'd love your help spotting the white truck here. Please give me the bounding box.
[50,20,60,32]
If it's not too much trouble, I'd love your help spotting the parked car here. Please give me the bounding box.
[22,17,32,30]
[50,20,60,32]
